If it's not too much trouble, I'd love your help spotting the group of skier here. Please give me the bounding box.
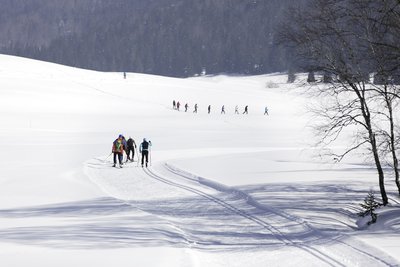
[172,100,190,112]
[172,100,268,115]
[111,135,152,168]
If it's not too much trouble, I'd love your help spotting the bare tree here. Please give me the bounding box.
[376,83,400,196]
[365,0,400,195]
[279,0,395,205]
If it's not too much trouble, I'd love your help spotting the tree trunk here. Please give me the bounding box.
[387,97,400,195]
[307,71,316,83]
[357,84,389,205]
[371,134,389,205]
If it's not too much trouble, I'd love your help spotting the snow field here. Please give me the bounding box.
[0,55,399,266]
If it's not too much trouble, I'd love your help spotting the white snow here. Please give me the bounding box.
[0,54,399,266]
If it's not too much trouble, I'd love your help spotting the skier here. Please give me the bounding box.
[139,138,152,167]
[177,101,181,111]
[235,105,239,114]
[193,103,198,113]
[123,72,126,79]
[264,106,269,115]
[112,134,125,168]
[221,105,225,114]
[243,105,248,114]
[125,137,137,162]
[173,100,176,110]
[208,105,211,114]
[121,135,128,161]
[185,103,189,112]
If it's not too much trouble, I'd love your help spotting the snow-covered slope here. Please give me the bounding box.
[0,55,399,266]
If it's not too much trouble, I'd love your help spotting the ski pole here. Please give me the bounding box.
[149,141,152,166]
[136,146,140,167]
[149,146,152,167]
[136,145,139,163]
[105,152,112,162]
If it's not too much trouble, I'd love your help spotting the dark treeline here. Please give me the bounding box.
[0,0,305,77]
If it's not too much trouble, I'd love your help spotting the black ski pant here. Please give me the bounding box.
[141,150,149,166]
[113,152,123,165]
[126,147,135,161]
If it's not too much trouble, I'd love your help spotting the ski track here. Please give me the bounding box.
[1,158,396,265]
[147,164,396,266]
[82,158,398,266]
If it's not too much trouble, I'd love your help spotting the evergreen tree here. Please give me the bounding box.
[307,71,316,83]
[358,191,380,225]
[287,69,296,83]
[322,71,332,83]
[0,0,299,77]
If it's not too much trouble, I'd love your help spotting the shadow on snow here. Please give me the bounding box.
[0,182,398,251]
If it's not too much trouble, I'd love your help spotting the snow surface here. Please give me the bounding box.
[0,54,399,266]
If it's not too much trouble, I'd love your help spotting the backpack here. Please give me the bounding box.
[114,139,123,152]
[127,138,134,148]
[142,140,149,150]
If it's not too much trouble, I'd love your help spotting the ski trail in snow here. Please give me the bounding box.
[143,167,289,244]
[164,163,318,234]
[144,166,345,266]
[84,158,398,266]
[145,163,397,266]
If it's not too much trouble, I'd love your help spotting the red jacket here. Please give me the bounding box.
[112,138,124,153]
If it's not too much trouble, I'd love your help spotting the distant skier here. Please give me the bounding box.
[193,103,198,113]
[185,103,189,112]
[264,106,269,115]
[177,101,181,111]
[235,105,239,114]
[173,100,176,110]
[139,138,152,167]
[123,72,126,79]
[221,105,225,114]
[125,137,137,162]
[112,134,125,168]
[243,105,248,114]
[208,105,211,114]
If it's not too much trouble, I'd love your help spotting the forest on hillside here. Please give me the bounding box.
[0,0,304,77]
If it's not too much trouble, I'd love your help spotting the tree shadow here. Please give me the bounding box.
[0,181,398,254]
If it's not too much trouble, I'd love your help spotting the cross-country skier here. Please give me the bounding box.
[193,103,198,113]
[126,137,137,162]
[173,100,176,110]
[185,103,189,112]
[243,105,248,114]
[235,105,239,114]
[112,134,125,167]
[221,105,225,114]
[264,106,269,115]
[177,101,180,111]
[139,138,152,167]
[208,105,211,114]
